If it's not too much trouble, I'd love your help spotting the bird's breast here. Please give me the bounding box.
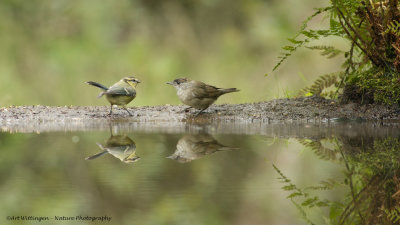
[106,95,135,105]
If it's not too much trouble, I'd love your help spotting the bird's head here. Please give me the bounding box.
[166,153,192,163]
[123,155,141,164]
[166,77,191,87]
[123,76,141,87]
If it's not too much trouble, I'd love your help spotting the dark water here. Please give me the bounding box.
[0,122,399,225]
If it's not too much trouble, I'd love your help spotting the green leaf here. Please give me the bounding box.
[287,38,303,44]
[301,197,319,207]
[283,46,295,51]
[287,192,303,198]
[283,184,296,190]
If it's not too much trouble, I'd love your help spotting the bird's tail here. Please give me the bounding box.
[85,151,108,160]
[86,81,108,91]
[217,146,240,151]
[220,88,239,94]
[84,142,108,160]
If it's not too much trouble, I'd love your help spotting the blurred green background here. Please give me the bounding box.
[0,0,345,107]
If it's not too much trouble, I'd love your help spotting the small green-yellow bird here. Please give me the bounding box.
[86,76,141,116]
[85,134,140,163]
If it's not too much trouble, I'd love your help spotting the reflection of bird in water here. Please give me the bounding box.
[167,133,238,163]
[85,134,140,163]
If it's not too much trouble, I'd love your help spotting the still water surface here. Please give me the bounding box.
[0,122,399,225]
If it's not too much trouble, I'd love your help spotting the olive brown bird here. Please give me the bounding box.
[86,76,141,116]
[167,77,239,115]
[167,133,239,163]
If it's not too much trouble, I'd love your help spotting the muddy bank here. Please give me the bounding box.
[0,96,399,133]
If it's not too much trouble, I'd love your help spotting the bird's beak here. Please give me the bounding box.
[135,80,141,83]
[125,156,141,163]
[166,153,178,160]
[166,81,173,85]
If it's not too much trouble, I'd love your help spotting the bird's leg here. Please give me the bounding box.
[179,106,192,113]
[194,108,206,116]
[109,123,114,136]
[108,105,113,116]
[123,106,133,116]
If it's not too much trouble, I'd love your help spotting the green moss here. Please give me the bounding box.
[347,68,400,105]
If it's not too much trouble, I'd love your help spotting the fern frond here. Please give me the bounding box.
[272,164,333,225]
[298,72,344,98]
[272,7,332,72]
[304,179,340,191]
[298,139,339,161]
[383,206,400,223]
[306,45,344,58]
[291,200,316,225]
[385,20,400,34]
[296,7,333,39]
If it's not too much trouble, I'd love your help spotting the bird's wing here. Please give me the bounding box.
[191,82,222,99]
[106,86,136,96]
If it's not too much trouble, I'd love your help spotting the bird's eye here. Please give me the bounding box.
[176,79,186,84]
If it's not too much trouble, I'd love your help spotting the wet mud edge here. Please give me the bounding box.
[0,96,399,133]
